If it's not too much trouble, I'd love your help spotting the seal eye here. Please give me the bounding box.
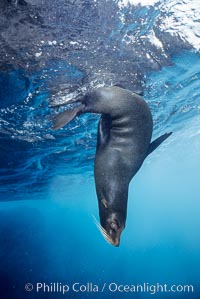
[110,222,120,231]
[110,222,118,231]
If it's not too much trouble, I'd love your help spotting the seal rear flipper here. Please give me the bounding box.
[147,132,172,155]
[52,105,84,130]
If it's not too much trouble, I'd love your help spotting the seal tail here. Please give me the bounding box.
[52,104,84,130]
[147,132,172,155]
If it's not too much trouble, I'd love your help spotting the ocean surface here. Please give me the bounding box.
[0,0,200,298]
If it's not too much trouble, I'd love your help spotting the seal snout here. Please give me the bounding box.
[93,214,124,247]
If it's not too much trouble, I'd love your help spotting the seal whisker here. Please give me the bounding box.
[101,231,113,245]
[95,221,109,238]
[92,215,113,244]
[93,217,106,234]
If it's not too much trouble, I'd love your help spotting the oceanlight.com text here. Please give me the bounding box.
[25,281,194,295]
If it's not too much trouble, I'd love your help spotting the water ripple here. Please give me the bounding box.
[0,0,200,197]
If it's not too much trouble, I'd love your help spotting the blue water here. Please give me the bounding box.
[1,1,200,299]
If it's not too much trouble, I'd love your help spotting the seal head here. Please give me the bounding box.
[97,198,126,246]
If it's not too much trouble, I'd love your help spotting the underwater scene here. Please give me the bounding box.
[0,0,200,298]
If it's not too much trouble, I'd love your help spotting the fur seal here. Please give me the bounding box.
[51,86,172,246]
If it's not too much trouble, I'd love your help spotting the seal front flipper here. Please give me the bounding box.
[52,104,84,130]
[147,132,172,155]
